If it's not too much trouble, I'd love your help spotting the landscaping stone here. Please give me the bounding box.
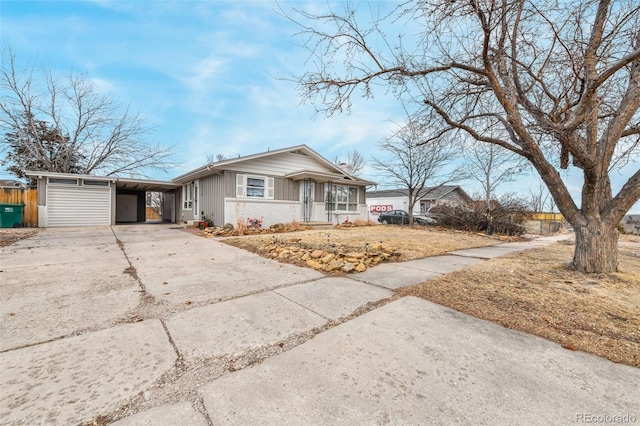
[320,253,336,263]
[306,259,323,269]
[342,263,355,273]
[310,249,325,258]
[326,259,345,272]
[255,240,401,274]
[355,262,367,272]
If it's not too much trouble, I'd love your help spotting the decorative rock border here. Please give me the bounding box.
[258,241,400,273]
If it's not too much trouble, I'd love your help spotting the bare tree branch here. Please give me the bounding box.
[371,118,459,225]
[0,48,177,180]
[462,138,529,209]
[286,0,640,272]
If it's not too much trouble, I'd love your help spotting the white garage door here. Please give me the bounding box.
[47,185,111,227]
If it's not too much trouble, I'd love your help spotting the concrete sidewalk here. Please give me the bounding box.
[201,297,639,425]
[353,235,570,289]
[3,226,637,425]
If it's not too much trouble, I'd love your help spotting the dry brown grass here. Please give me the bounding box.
[223,225,639,367]
[0,228,38,247]
[399,242,640,367]
[223,225,505,262]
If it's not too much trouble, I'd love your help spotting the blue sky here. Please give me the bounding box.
[1,0,638,214]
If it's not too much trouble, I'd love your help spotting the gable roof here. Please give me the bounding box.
[367,185,471,201]
[172,144,373,185]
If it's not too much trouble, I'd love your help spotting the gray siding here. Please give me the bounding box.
[37,178,46,205]
[221,151,332,176]
[200,173,225,226]
[315,182,324,202]
[224,171,235,198]
[174,188,183,222]
[176,185,194,222]
[225,171,299,202]
[275,177,298,201]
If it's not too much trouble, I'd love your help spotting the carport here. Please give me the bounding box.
[26,171,180,227]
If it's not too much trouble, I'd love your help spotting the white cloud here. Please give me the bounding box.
[181,55,229,93]
[4,0,638,216]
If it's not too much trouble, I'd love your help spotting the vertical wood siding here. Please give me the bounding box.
[0,188,38,227]
[200,173,225,226]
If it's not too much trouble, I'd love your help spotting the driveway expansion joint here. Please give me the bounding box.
[9,226,628,425]
[446,252,489,260]
[271,289,330,321]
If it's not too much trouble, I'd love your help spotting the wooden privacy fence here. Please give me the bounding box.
[525,212,565,235]
[0,188,38,227]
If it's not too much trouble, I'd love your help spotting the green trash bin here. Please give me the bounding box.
[0,203,25,228]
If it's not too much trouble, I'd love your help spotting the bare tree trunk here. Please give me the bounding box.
[286,1,640,275]
[572,218,618,273]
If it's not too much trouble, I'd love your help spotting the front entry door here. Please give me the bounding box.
[300,179,314,222]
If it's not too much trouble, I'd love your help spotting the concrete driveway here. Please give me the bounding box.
[1,225,638,425]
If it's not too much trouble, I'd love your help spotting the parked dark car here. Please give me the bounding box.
[377,210,436,225]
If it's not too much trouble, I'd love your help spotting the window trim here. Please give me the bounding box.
[325,184,359,212]
[246,176,266,198]
[182,182,194,210]
[83,179,109,187]
[48,178,79,185]
[236,174,274,200]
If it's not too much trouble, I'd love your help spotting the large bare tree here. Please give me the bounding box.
[372,119,458,225]
[287,0,640,273]
[0,49,176,181]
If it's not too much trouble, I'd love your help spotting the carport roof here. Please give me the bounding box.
[24,171,180,192]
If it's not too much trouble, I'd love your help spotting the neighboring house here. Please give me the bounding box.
[620,215,640,235]
[0,179,27,189]
[171,145,372,227]
[25,145,372,228]
[366,186,472,218]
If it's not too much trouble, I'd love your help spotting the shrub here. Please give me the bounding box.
[236,219,248,236]
[285,220,302,231]
[432,195,529,236]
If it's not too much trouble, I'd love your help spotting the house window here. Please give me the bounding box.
[83,180,109,186]
[420,201,431,213]
[182,182,194,210]
[325,184,358,211]
[247,177,265,197]
[49,178,78,185]
[236,174,274,199]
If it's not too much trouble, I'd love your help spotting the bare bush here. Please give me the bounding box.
[432,195,529,236]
